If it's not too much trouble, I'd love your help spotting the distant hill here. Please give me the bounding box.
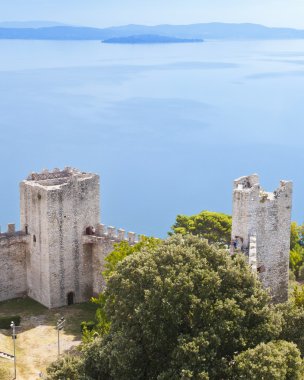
[0,21,68,28]
[103,34,204,44]
[1,23,304,40]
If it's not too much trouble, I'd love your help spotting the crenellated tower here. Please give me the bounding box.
[20,168,100,308]
[232,174,292,303]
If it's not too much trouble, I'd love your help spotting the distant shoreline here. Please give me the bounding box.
[1,23,304,41]
[102,35,204,44]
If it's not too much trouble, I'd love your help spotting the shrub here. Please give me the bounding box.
[298,264,304,281]
[0,316,21,329]
[232,340,304,379]
[46,355,83,380]
[80,321,96,333]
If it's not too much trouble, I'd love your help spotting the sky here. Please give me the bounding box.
[1,0,304,28]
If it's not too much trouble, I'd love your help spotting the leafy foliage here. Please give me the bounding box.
[0,315,21,329]
[102,236,160,280]
[46,355,84,380]
[88,237,161,339]
[48,235,304,379]
[232,340,304,380]
[277,299,304,356]
[170,211,232,246]
[293,286,304,308]
[290,222,304,279]
[81,235,283,379]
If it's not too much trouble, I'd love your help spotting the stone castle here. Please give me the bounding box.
[0,168,139,308]
[231,174,292,303]
[0,169,292,308]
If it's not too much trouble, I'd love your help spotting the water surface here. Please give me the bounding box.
[1,40,304,236]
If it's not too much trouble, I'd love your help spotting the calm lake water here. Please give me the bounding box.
[1,39,304,236]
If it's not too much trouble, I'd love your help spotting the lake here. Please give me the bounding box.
[0,39,304,237]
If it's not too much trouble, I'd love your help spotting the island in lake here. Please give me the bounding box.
[102,34,204,44]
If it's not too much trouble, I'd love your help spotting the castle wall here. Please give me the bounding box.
[83,225,138,296]
[46,175,100,308]
[0,230,29,302]
[1,168,140,309]
[232,175,292,303]
[20,182,51,307]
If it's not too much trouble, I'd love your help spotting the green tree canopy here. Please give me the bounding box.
[80,235,283,379]
[232,340,303,380]
[46,355,83,380]
[170,211,232,246]
[289,222,304,279]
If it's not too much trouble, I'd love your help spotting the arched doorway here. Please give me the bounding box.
[67,292,74,306]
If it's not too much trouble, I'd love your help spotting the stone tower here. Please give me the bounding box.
[232,174,292,303]
[20,168,100,308]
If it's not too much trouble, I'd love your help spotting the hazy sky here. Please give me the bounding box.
[1,0,304,28]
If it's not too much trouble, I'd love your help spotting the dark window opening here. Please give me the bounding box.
[37,193,41,200]
[33,235,36,243]
[25,225,28,235]
[257,265,266,273]
[86,226,94,235]
[67,292,74,306]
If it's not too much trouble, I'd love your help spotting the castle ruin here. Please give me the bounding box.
[232,174,292,303]
[0,168,138,308]
[0,169,292,308]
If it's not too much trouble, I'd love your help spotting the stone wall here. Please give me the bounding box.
[1,168,141,308]
[20,168,100,308]
[83,225,139,296]
[0,226,29,302]
[232,174,292,303]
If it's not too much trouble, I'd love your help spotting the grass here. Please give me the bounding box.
[0,297,97,380]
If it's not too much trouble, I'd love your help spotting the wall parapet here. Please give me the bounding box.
[0,223,29,244]
[83,224,140,246]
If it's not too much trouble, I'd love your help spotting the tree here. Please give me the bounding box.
[290,246,304,279]
[170,211,232,246]
[293,285,304,308]
[90,237,161,337]
[290,222,300,251]
[46,355,84,380]
[80,235,282,379]
[289,222,304,279]
[276,289,304,356]
[102,236,160,280]
[232,340,303,380]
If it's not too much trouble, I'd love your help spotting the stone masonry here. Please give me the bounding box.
[0,169,293,308]
[231,174,292,303]
[0,168,139,308]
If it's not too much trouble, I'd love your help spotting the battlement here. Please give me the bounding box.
[234,175,292,201]
[24,167,97,188]
[234,174,259,190]
[0,224,29,244]
[83,224,139,245]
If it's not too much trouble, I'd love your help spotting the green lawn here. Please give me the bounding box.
[0,297,97,380]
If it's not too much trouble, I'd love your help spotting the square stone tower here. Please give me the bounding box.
[232,174,292,303]
[20,168,100,308]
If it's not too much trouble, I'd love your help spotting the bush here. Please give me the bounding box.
[233,340,304,379]
[80,321,96,333]
[0,316,21,329]
[277,301,304,355]
[83,235,282,379]
[298,264,304,281]
[289,269,296,282]
[46,355,83,380]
